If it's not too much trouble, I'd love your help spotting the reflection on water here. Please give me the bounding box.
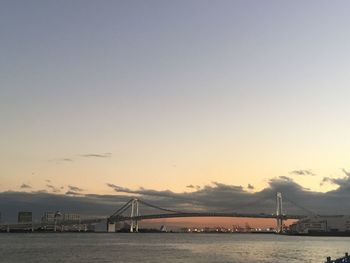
[1,233,349,263]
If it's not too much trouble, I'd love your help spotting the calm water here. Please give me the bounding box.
[0,233,349,263]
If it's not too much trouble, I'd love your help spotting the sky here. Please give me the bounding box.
[1,0,350,224]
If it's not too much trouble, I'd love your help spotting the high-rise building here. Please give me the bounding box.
[18,212,32,223]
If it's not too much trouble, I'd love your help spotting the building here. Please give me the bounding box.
[41,212,80,223]
[62,213,80,222]
[290,215,350,234]
[41,212,56,223]
[18,212,32,223]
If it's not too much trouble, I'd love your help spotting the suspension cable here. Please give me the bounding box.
[283,196,317,216]
[138,200,183,214]
[110,199,133,217]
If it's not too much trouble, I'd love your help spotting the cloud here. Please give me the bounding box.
[31,189,48,194]
[80,153,112,158]
[3,170,350,222]
[105,181,258,212]
[290,170,315,176]
[322,176,346,186]
[68,185,84,192]
[321,169,350,190]
[186,185,201,190]
[0,191,128,222]
[46,184,61,193]
[277,176,293,182]
[106,183,131,193]
[65,185,84,196]
[65,191,82,196]
[20,184,32,189]
[49,158,74,163]
[247,184,254,190]
[342,168,350,177]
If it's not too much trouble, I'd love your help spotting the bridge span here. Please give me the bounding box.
[0,192,309,233]
[107,192,305,233]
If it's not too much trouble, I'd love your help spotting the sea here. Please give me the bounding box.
[0,233,349,263]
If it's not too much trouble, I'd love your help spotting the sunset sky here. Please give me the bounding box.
[1,1,350,223]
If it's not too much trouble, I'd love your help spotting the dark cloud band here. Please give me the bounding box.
[3,172,350,222]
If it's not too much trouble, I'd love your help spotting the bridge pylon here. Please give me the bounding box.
[130,198,139,233]
[276,192,284,233]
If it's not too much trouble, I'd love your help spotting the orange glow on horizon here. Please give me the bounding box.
[140,217,297,229]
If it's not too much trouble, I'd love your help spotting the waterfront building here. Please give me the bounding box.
[41,212,56,223]
[18,211,32,223]
[41,212,80,223]
[290,215,350,234]
[63,213,80,222]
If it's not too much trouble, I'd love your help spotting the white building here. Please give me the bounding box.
[290,215,350,234]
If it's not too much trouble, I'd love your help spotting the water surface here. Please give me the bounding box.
[1,233,349,263]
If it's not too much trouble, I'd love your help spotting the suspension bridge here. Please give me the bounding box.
[0,192,313,233]
[107,192,308,233]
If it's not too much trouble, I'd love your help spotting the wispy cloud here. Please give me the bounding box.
[49,158,74,163]
[290,170,315,176]
[186,184,201,190]
[68,185,84,192]
[61,158,73,162]
[106,183,131,193]
[80,153,112,158]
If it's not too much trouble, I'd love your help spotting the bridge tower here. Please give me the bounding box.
[276,192,284,233]
[130,198,139,233]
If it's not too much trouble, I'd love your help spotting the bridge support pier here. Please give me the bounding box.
[276,192,284,233]
[130,199,139,233]
[276,217,283,234]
